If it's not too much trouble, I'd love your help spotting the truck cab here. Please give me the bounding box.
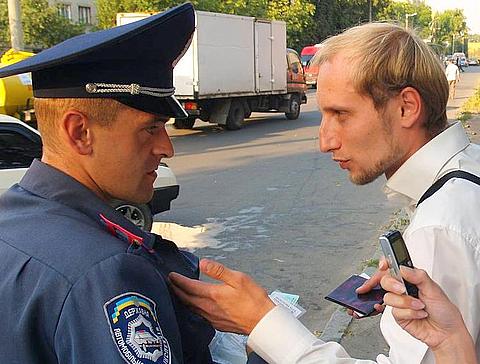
[287,48,307,94]
[301,44,322,88]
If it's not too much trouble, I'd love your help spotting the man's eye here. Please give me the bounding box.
[145,125,162,135]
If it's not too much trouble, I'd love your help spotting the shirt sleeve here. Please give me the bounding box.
[247,306,393,364]
[53,253,184,364]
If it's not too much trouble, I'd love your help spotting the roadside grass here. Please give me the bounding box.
[469,43,480,59]
[362,258,379,268]
[458,86,480,123]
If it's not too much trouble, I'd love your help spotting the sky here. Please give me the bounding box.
[423,0,480,34]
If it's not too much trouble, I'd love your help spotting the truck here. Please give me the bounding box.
[117,11,307,130]
[0,49,36,125]
[300,44,322,88]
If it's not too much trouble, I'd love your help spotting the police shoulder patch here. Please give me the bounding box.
[104,292,171,364]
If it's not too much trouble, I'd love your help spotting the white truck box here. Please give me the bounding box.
[174,11,287,98]
[116,10,306,130]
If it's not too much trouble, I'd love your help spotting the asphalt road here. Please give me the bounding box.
[157,89,399,333]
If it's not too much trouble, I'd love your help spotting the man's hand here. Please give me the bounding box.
[168,259,275,335]
[347,257,388,318]
[381,266,471,352]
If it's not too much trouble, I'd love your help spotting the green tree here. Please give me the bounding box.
[265,0,315,50]
[304,0,392,50]
[469,34,480,43]
[430,9,468,53]
[0,1,8,50]
[96,0,182,29]
[0,0,85,51]
[193,0,268,17]
[377,1,432,39]
[96,0,316,52]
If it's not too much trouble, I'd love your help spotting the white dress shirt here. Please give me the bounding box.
[247,122,480,364]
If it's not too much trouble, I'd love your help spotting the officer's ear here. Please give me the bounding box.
[60,110,94,155]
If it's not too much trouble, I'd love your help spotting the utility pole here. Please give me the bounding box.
[369,0,372,22]
[7,0,24,51]
[405,12,417,30]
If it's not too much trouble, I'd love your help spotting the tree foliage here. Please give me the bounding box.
[0,0,85,51]
[469,34,480,43]
[96,0,181,29]
[430,9,468,52]
[96,0,315,50]
[1,0,471,56]
[304,0,391,47]
[377,1,432,39]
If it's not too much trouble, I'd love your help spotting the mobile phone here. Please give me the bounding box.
[324,275,386,316]
[379,230,418,298]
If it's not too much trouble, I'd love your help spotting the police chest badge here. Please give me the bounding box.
[104,292,171,364]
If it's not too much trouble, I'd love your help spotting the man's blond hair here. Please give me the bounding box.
[34,98,128,152]
[313,22,448,137]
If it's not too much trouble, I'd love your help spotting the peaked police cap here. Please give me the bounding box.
[0,3,195,118]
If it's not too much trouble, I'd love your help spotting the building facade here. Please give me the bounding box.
[48,0,97,25]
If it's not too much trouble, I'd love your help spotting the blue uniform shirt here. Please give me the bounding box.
[0,159,215,364]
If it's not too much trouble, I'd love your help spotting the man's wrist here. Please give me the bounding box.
[433,329,476,364]
[247,298,276,334]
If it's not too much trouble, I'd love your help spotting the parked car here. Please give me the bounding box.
[468,58,479,66]
[300,44,322,88]
[0,114,179,231]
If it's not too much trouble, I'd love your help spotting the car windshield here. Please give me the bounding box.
[301,55,313,66]
[0,129,42,169]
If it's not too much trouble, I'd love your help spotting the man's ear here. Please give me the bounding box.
[60,110,93,155]
[397,87,423,129]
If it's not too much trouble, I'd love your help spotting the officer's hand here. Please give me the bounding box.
[381,266,472,353]
[169,259,275,335]
[347,257,388,318]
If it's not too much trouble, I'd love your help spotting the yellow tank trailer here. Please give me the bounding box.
[0,49,35,122]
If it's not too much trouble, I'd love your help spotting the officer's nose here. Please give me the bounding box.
[154,126,175,159]
[319,116,340,153]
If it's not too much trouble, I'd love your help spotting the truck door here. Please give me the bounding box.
[255,21,272,92]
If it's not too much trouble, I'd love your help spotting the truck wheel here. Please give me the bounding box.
[226,101,245,130]
[173,117,196,129]
[285,95,301,120]
[111,200,153,232]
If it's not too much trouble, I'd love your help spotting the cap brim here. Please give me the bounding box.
[115,95,188,118]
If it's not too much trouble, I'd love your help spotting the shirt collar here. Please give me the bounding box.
[19,159,155,248]
[384,122,470,208]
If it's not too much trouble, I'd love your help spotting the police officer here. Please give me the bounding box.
[0,3,215,363]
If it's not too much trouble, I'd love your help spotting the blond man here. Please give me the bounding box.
[170,22,480,364]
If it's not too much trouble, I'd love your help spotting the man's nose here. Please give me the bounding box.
[154,127,175,158]
[318,117,340,153]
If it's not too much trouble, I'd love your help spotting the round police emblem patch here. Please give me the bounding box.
[104,292,171,364]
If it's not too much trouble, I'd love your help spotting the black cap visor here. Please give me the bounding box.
[115,94,188,118]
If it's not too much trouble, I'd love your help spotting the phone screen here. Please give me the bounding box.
[391,235,408,264]
[324,275,386,316]
[380,230,418,298]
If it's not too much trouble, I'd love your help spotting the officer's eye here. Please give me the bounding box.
[144,123,164,135]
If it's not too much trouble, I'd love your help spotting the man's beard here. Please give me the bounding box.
[349,114,401,185]
[349,151,398,185]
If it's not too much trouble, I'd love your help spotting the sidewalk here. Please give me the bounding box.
[321,66,480,360]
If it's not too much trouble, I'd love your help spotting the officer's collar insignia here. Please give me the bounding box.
[99,214,154,253]
[104,292,171,364]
